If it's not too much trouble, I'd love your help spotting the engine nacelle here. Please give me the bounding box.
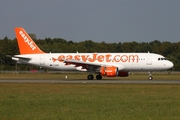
[100,66,118,77]
[118,71,129,77]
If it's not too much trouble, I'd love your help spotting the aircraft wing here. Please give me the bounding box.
[64,60,103,68]
[63,59,125,71]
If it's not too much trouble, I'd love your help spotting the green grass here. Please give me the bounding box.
[0,83,180,120]
[0,72,179,80]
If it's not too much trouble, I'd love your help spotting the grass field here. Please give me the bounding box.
[0,83,180,120]
[0,73,180,120]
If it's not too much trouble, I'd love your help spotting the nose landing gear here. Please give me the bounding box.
[148,76,153,80]
[148,71,153,80]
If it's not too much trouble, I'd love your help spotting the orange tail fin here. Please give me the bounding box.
[14,27,45,54]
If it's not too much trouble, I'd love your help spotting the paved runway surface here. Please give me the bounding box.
[0,79,180,84]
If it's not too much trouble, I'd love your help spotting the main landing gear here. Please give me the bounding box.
[87,74,102,80]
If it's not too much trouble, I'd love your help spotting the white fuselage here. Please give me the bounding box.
[13,53,173,72]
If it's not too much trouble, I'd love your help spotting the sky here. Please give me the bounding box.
[0,0,180,43]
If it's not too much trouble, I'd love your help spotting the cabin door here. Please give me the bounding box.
[146,54,152,65]
[40,55,45,66]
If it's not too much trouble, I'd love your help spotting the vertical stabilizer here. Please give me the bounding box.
[14,27,45,54]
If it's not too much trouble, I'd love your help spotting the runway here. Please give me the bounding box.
[0,79,180,84]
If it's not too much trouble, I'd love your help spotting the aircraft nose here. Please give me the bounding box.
[168,61,174,69]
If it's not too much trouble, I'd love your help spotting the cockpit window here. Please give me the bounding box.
[158,58,167,61]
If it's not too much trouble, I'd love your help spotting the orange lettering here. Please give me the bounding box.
[121,55,128,62]
[58,55,65,62]
[88,53,97,62]
[53,54,139,63]
[97,55,104,62]
[105,54,111,62]
[74,55,80,61]
[113,55,120,62]
[129,55,139,62]
[52,57,57,62]
[81,55,89,62]
[66,55,73,60]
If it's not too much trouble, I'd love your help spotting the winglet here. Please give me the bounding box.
[14,27,45,54]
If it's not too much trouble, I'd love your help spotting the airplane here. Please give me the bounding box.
[11,27,174,80]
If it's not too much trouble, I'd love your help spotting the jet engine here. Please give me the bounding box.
[100,66,129,77]
[100,66,118,77]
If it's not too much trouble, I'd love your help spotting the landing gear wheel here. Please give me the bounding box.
[87,75,94,80]
[96,74,102,80]
[148,71,153,80]
[148,76,153,80]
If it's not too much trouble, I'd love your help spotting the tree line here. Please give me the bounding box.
[0,36,179,71]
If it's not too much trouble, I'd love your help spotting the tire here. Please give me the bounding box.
[96,75,102,80]
[87,75,94,80]
[148,76,153,80]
